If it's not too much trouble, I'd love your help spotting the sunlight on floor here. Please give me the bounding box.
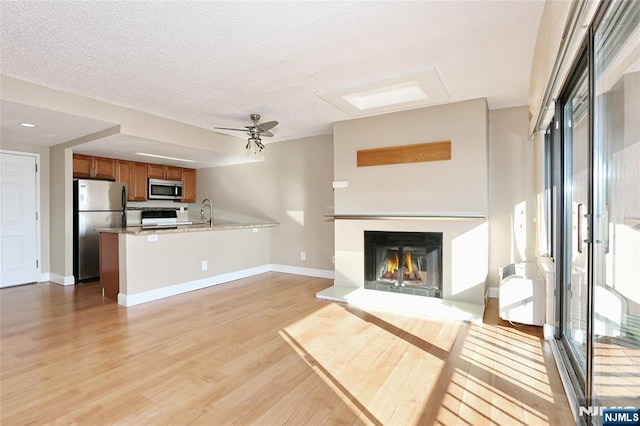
[317,286,485,323]
[435,323,556,425]
[281,303,458,424]
[281,301,568,425]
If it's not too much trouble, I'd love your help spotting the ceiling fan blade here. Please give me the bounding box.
[259,130,274,137]
[214,126,247,132]
[257,120,278,132]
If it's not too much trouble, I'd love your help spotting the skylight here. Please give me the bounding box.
[343,82,428,110]
[317,67,449,117]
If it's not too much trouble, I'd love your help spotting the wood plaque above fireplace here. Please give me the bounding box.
[357,140,451,167]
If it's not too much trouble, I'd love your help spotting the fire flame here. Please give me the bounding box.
[405,251,413,273]
[386,253,399,272]
[385,252,414,273]
[384,251,416,277]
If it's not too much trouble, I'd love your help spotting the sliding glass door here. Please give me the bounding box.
[560,63,591,387]
[553,0,640,425]
[553,0,639,423]
[592,0,640,412]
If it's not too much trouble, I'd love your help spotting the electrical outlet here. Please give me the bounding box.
[147,234,158,242]
[201,261,208,271]
[332,255,335,264]
[300,251,306,261]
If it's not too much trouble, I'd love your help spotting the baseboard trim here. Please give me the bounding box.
[269,264,335,279]
[118,265,271,307]
[49,273,75,286]
[117,264,335,307]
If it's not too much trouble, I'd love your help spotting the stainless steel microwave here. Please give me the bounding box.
[148,178,183,200]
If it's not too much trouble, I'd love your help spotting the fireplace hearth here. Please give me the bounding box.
[364,231,443,298]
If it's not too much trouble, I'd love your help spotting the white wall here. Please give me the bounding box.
[49,145,74,283]
[334,98,488,215]
[487,106,536,288]
[194,135,335,272]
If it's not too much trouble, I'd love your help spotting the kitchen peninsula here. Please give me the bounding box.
[99,221,278,306]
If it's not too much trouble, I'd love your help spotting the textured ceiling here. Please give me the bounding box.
[0,1,544,147]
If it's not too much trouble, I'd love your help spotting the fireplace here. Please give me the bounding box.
[364,231,443,298]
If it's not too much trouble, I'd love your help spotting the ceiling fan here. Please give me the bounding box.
[214,113,279,152]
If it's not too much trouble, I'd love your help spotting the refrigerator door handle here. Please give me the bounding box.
[121,185,127,210]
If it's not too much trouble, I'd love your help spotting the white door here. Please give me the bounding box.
[0,152,38,287]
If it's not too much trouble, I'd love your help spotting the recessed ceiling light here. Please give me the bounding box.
[135,152,196,163]
[19,122,37,128]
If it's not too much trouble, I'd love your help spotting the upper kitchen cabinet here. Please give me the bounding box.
[131,162,148,200]
[181,168,196,203]
[147,164,183,181]
[73,154,116,180]
[116,160,148,201]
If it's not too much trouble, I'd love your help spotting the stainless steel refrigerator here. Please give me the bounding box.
[73,179,126,282]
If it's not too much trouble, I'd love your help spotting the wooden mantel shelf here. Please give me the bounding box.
[324,213,486,220]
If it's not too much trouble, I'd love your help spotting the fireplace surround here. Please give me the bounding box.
[364,231,443,297]
[317,216,487,321]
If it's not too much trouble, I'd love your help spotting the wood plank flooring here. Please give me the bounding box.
[1,273,574,425]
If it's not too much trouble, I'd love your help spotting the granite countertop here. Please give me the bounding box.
[98,221,279,235]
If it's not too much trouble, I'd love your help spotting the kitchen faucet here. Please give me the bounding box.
[200,198,213,227]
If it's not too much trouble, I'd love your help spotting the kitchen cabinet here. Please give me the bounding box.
[73,154,116,180]
[73,154,92,178]
[131,162,148,200]
[181,168,196,203]
[115,160,131,192]
[116,160,148,201]
[147,164,183,180]
[75,154,193,203]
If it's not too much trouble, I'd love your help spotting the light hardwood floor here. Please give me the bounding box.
[1,273,574,425]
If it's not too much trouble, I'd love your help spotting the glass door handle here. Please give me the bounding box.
[577,204,592,253]
[578,203,584,254]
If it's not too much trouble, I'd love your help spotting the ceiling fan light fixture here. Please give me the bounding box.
[215,113,278,153]
[247,136,264,152]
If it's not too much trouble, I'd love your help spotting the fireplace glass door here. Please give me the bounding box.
[365,231,442,297]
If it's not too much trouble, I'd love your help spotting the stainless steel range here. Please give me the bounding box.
[141,209,192,229]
